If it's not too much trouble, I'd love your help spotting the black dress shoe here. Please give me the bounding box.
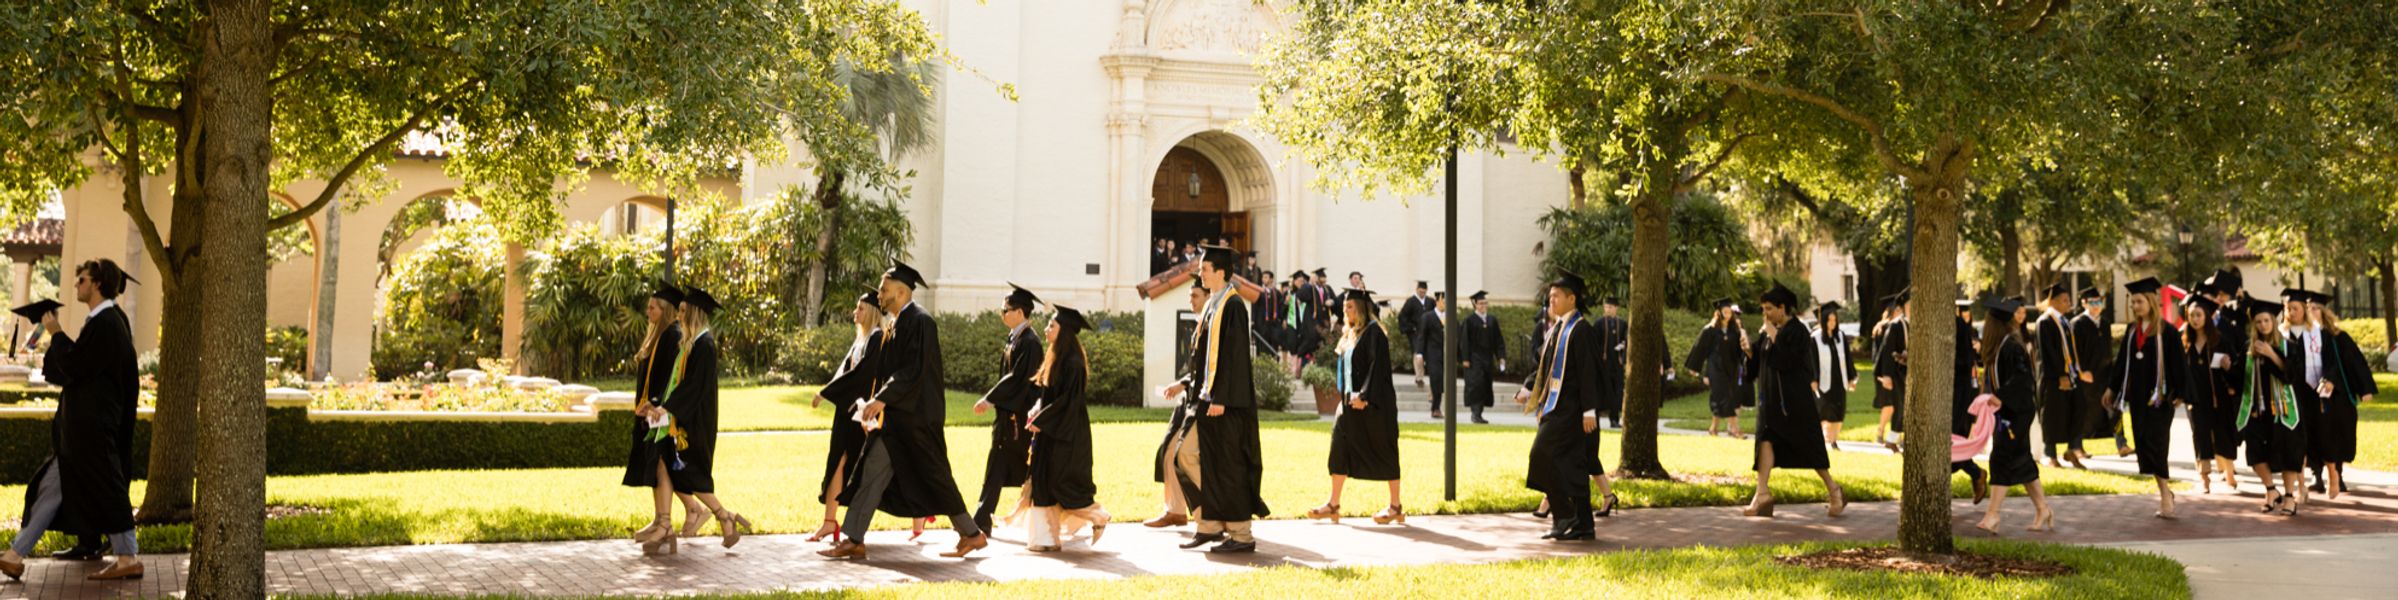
[1179,533,1227,549]
[1539,531,1560,540]
[1554,529,1595,541]
[1208,540,1258,554]
[2309,482,2328,494]
[54,546,107,561]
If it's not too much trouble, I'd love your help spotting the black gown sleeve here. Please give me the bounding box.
[873,312,934,417]
[1684,328,1715,374]
[819,333,883,407]
[982,333,1043,415]
[1204,300,1255,409]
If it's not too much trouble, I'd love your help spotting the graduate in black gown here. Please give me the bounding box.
[1518,273,1606,541]
[2278,288,2332,499]
[822,261,990,560]
[1146,284,1212,529]
[1949,298,1989,503]
[1740,283,1846,519]
[1976,296,2053,533]
[624,284,706,554]
[1171,245,1270,554]
[2033,284,2091,468]
[2179,291,2241,494]
[639,288,753,553]
[4,260,144,581]
[1593,296,1630,429]
[1872,290,1911,451]
[1019,305,1110,552]
[1812,302,1857,451]
[2098,278,2188,518]
[1401,281,1430,388]
[1419,292,1449,418]
[968,284,1043,532]
[807,291,887,545]
[2304,296,2376,500]
[1312,288,1406,525]
[1286,271,1324,366]
[1462,291,1503,424]
[2073,288,2129,454]
[1684,298,1750,438]
[2236,300,2307,516]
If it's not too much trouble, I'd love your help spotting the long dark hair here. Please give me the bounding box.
[2182,303,2215,351]
[1979,309,2019,388]
[1035,323,1085,387]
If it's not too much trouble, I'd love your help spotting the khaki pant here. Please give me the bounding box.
[1175,426,1256,543]
[1164,426,1201,515]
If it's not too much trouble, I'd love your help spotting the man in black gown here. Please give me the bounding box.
[1287,270,1323,366]
[2072,287,2127,455]
[4,259,144,580]
[1420,292,1448,418]
[821,260,989,559]
[1173,246,1271,553]
[1518,273,1604,541]
[1463,291,1502,424]
[2034,284,2088,468]
[1593,296,1630,429]
[969,284,1044,532]
[1402,281,1430,388]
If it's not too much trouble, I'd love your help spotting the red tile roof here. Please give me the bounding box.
[1,218,62,255]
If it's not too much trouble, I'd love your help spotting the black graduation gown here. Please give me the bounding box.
[2239,343,2305,472]
[1814,327,1855,421]
[2313,331,2377,463]
[1287,286,1323,359]
[1253,289,1285,354]
[1986,334,2042,486]
[2102,324,2187,477]
[1328,324,1401,481]
[1683,324,1749,418]
[1951,318,1980,437]
[1462,312,1501,408]
[658,331,721,493]
[2182,326,2239,461]
[1418,311,1446,400]
[1873,319,1909,412]
[1028,350,1096,509]
[1593,315,1628,416]
[859,303,971,518]
[1187,292,1270,521]
[1746,318,1829,470]
[25,305,138,537]
[976,326,1041,491]
[622,326,681,488]
[2035,312,2085,445]
[815,330,883,502]
[2072,313,2117,440]
[1399,295,1427,354]
[1523,314,1602,496]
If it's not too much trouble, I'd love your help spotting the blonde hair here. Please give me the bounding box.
[634,298,672,362]
[2129,292,2164,335]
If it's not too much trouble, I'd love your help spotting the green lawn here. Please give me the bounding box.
[2354,372,2398,472]
[0,418,2157,554]
[285,539,2188,600]
[717,385,1312,432]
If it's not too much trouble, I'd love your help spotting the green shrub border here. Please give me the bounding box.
[0,407,635,485]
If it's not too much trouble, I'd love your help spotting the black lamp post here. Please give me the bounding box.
[2177,224,2195,285]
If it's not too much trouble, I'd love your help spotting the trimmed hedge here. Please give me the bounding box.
[0,407,636,485]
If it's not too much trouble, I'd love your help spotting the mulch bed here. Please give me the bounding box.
[1776,546,2077,579]
[267,504,332,520]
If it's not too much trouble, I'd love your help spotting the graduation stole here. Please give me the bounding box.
[1197,287,1237,401]
[2114,324,2166,409]
[2324,330,2359,407]
[1987,333,2019,440]
[1534,311,1583,417]
[2053,312,2081,379]
[2237,345,2300,431]
[665,328,710,400]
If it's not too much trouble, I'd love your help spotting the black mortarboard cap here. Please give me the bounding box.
[2043,283,2070,298]
[1550,273,1589,307]
[2308,290,2337,306]
[2182,293,2219,312]
[651,283,685,305]
[1818,301,1842,315]
[1416,280,1429,289]
[1760,282,1799,308]
[1603,296,1621,306]
[1199,245,1239,270]
[683,287,721,314]
[1291,270,1310,280]
[11,299,62,322]
[2246,299,2283,318]
[1005,282,1043,313]
[1313,268,1329,278]
[2280,287,2313,303]
[857,290,881,309]
[1713,297,1736,309]
[1469,291,1488,301]
[2204,267,2242,293]
[2124,277,2163,295]
[1983,296,2025,318]
[883,258,929,289]
[2080,286,2103,300]
[1341,287,1376,308]
[1052,304,1089,332]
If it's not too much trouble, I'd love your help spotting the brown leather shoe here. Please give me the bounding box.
[816,541,866,559]
[1,554,23,581]
[940,533,990,558]
[1142,512,1188,528]
[88,560,144,581]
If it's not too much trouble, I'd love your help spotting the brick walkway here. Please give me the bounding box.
[7,487,2396,598]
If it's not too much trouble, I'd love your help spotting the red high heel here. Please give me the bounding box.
[907,517,934,541]
[807,519,842,543]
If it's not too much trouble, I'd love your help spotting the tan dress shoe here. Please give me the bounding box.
[940,533,990,558]
[88,560,144,581]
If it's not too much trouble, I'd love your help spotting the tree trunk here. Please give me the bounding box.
[310,207,339,381]
[135,100,217,525]
[1616,123,1688,480]
[2379,256,2396,351]
[1996,212,2023,297]
[799,170,846,328]
[1896,137,1972,556]
[188,0,272,595]
[1567,162,1588,209]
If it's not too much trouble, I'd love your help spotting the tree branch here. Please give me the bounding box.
[270,82,470,229]
[1694,73,1920,180]
[1674,131,1755,193]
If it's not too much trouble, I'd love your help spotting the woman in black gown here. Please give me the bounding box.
[2239,300,2306,515]
[1311,289,1405,525]
[1977,296,2053,534]
[808,292,886,544]
[1740,284,1845,518]
[1684,299,1751,439]
[625,285,705,555]
[2180,294,2241,494]
[2307,301,2376,501]
[634,288,753,553]
[2100,278,2188,518]
[1022,306,1108,551]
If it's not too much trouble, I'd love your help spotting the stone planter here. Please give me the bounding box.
[1311,385,1340,416]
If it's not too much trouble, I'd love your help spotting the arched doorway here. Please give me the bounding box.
[1147,131,1274,275]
